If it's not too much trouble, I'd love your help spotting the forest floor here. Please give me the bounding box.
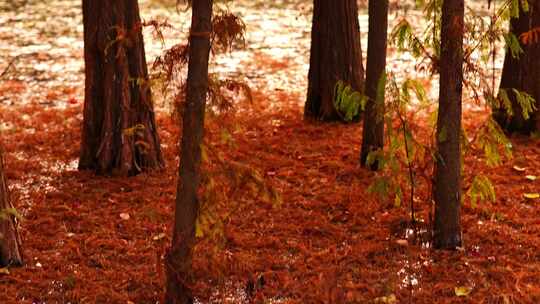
[1,0,540,303]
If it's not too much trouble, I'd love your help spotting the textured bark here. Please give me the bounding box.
[0,148,22,267]
[360,0,389,169]
[305,0,364,121]
[531,2,540,130]
[80,0,163,176]
[493,1,540,134]
[164,0,213,303]
[433,0,464,250]
[531,2,540,132]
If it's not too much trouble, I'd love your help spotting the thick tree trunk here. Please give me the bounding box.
[433,0,464,250]
[305,0,364,121]
[493,1,540,134]
[80,0,163,176]
[532,3,540,132]
[0,148,22,267]
[164,1,213,303]
[360,0,389,169]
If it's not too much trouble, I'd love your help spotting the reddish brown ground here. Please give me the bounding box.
[0,79,540,303]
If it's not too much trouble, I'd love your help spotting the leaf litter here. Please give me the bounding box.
[1,0,540,303]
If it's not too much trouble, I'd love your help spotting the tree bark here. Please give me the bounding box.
[164,1,213,303]
[360,0,389,169]
[305,0,364,121]
[493,0,540,134]
[80,0,163,176]
[433,0,464,250]
[0,147,22,267]
[531,3,540,133]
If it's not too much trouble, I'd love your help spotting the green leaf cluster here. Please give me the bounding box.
[391,20,426,58]
[475,118,512,167]
[365,76,433,208]
[466,175,496,208]
[333,81,366,122]
[0,208,20,221]
[494,88,536,121]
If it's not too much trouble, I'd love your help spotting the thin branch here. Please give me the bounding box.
[0,55,20,79]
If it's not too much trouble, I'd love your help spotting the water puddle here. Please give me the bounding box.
[193,280,288,304]
[9,158,77,214]
[397,260,420,288]
[392,219,433,294]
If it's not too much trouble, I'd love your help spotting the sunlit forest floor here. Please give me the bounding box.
[1,0,540,303]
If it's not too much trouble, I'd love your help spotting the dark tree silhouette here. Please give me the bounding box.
[164,0,213,303]
[493,0,540,134]
[80,0,163,176]
[0,147,22,267]
[304,0,364,121]
[360,0,389,169]
[433,0,464,249]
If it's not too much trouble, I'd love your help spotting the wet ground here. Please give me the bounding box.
[1,0,315,109]
[1,0,501,109]
[3,1,539,303]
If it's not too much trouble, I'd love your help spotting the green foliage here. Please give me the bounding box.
[507,0,529,18]
[513,89,536,120]
[357,70,512,210]
[503,33,524,58]
[154,1,261,248]
[466,175,496,208]
[474,118,512,167]
[495,89,536,120]
[333,81,366,121]
[391,20,426,58]
[367,176,390,199]
[0,208,21,221]
[375,72,388,118]
[390,0,444,62]
[363,75,432,210]
[496,0,530,60]
[459,118,513,207]
[377,0,523,212]
[195,144,281,244]
[495,89,513,117]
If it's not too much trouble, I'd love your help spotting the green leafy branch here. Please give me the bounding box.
[333,81,366,122]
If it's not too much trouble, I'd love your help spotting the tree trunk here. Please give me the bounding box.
[80,0,164,176]
[0,147,22,267]
[493,0,540,134]
[532,3,540,133]
[164,0,213,303]
[360,0,389,169]
[305,0,364,121]
[433,0,464,250]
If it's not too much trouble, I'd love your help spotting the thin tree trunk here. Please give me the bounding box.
[433,0,464,250]
[305,0,364,121]
[164,0,213,303]
[80,0,163,176]
[0,147,22,267]
[360,0,389,169]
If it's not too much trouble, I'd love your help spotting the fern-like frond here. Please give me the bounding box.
[333,81,365,121]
